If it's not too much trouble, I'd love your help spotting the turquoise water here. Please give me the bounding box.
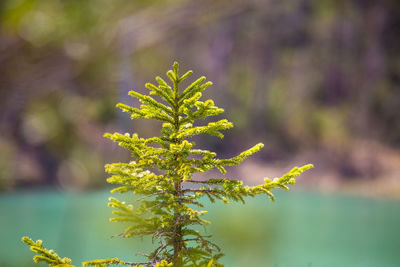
[1,189,399,266]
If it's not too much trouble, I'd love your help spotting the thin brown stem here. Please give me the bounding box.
[172,77,184,267]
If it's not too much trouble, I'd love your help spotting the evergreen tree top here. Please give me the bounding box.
[23,62,313,267]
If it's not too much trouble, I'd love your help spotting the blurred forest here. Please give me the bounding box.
[0,0,399,195]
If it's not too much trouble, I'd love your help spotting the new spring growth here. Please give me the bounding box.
[22,62,313,267]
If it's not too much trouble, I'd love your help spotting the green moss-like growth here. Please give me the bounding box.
[22,62,313,266]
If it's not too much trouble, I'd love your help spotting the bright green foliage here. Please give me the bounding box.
[21,237,74,267]
[22,62,313,266]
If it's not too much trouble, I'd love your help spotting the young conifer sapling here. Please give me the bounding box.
[22,62,313,267]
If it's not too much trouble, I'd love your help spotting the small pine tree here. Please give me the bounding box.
[22,62,313,266]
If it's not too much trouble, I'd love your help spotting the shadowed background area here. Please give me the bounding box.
[1,0,400,266]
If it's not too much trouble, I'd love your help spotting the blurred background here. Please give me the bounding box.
[1,0,400,266]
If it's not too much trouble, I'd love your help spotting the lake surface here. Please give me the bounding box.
[1,189,399,266]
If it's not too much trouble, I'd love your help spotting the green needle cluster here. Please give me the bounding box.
[22,62,313,267]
